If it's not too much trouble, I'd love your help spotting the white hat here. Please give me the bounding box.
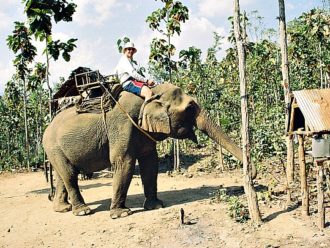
[122,42,137,53]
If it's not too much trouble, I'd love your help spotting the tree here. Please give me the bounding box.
[288,9,330,89]
[2,0,77,170]
[146,0,189,171]
[23,0,77,120]
[146,0,189,82]
[7,22,37,170]
[28,63,48,161]
[234,0,261,223]
[278,0,294,202]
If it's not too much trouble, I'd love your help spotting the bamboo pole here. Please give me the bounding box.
[278,0,294,202]
[176,139,180,171]
[297,132,309,216]
[316,159,325,229]
[319,43,324,88]
[45,39,53,121]
[22,77,30,170]
[173,139,180,171]
[173,139,177,171]
[234,0,261,224]
[217,112,224,171]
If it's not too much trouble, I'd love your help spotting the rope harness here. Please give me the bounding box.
[73,82,157,143]
[98,83,157,143]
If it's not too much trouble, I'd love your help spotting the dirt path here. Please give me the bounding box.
[0,170,329,248]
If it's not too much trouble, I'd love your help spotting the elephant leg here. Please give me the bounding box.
[109,157,135,219]
[138,149,164,210]
[53,170,72,213]
[51,150,91,216]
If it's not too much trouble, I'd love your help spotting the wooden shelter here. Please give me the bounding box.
[287,88,330,229]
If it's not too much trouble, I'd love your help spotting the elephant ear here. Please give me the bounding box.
[141,100,170,134]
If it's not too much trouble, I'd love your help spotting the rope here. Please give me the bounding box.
[101,95,111,142]
[73,82,157,143]
[99,83,157,143]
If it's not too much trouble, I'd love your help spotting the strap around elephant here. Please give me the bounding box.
[99,83,157,143]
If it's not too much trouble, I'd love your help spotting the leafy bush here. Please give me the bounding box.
[215,187,250,223]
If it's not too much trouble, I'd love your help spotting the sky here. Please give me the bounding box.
[0,0,325,95]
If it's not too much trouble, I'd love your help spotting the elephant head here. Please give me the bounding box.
[140,83,243,162]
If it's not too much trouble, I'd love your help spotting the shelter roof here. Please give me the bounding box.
[288,89,330,134]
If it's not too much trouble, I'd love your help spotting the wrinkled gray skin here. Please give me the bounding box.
[43,83,248,218]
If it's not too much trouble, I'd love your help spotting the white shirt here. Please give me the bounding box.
[115,55,148,85]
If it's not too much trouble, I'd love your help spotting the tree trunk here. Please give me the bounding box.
[45,40,53,121]
[176,139,180,170]
[166,28,179,171]
[316,159,325,229]
[234,0,261,224]
[319,43,324,88]
[22,78,30,170]
[173,139,177,171]
[278,0,294,201]
[37,97,43,155]
[298,133,308,216]
[217,112,224,171]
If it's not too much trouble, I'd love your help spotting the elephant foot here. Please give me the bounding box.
[143,198,164,210]
[110,208,132,219]
[73,204,92,216]
[53,202,72,213]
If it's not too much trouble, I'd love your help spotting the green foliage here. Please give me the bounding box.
[288,8,330,90]
[215,187,250,223]
[146,0,189,36]
[6,22,37,62]
[146,0,189,82]
[46,38,77,61]
[149,38,176,73]
[2,4,329,172]
[7,22,37,80]
[23,0,78,63]
[2,0,77,170]
[23,0,77,37]
[27,62,46,91]
[0,70,49,170]
[171,9,329,167]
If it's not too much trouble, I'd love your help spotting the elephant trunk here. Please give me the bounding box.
[195,109,243,162]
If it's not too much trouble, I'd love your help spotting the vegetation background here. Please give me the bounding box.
[0,0,329,176]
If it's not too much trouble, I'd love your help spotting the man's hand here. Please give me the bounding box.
[147,79,155,86]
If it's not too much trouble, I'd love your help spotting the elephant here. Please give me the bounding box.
[42,83,246,218]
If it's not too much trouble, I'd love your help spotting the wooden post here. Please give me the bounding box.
[316,159,325,229]
[176,139,180,171]
[234,0,261,224]
[217,112,224,171]
[173,139,180,171]
[278,0,294,202]
[297,132,309,216]
[173,139,177,171]
[22,77,31,170]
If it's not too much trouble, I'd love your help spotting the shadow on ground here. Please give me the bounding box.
[263,202,300,222]
[157,153,210,173]
[90,185,245,214]
[28,182,112,195]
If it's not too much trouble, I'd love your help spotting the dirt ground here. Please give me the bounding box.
[0,160,330,248]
